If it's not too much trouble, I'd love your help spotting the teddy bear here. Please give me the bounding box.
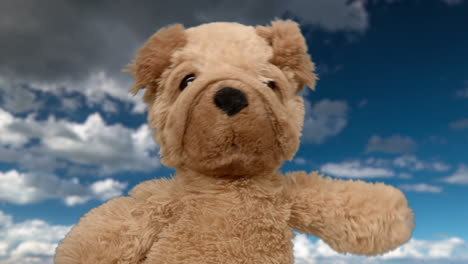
[54,20,414,264]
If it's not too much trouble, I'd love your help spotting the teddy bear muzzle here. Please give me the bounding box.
[172,77,290,177]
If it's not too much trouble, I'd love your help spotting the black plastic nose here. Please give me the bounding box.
[214,87,248,116]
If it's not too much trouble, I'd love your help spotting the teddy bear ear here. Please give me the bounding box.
[256,19,318,94]
[124,24,187,104]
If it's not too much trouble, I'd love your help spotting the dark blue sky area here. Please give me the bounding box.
[296,0,468,162]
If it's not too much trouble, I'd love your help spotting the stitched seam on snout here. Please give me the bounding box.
[179,78,233,162]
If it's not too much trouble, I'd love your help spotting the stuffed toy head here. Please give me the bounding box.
[127,20,317,177]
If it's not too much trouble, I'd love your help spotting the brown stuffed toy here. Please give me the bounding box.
[55,20,414,264]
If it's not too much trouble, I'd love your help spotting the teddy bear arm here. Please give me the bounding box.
[54,196,169,264]
[284,171,415,256]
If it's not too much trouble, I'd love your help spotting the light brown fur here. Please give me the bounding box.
[55,20,414,264]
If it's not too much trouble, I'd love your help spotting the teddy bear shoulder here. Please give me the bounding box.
[129,177,176,203]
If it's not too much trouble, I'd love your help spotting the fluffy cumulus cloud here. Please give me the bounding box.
[399,183,443,193]
[302,99,349,144]
[0,71,147,116]
[0,211,72,264]
[0,170,127,206]
[366,134,417,154]
[25,71,147,114]
[0,77,42,114]
[293,234,468,264]
[294,157,307,165]
[321,160,395,178]
[0,108,159,175]
[393,155,451,172]
[321,155,450,186]
[442,164,468,185]
[380,237,468,261]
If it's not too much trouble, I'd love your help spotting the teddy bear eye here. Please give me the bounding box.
[180,74,196,90]
[263,81,276,89]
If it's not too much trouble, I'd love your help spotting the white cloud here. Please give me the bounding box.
[381,237,467,260]
[0,77,42,114]
[294,234,338,264]
[450,118,468,130]
[322,155,451,179]
[0,147,68,175]
[89,178,128,202]
[11,241,57,257]
[73,71,145,114]
[0,171,57,205]
[394,155,451,172]
[432,161,452,172]
[442,164,468,185]
[302,99,349,144]
[399,183,443,193]
[63,196,91,207]
[286,0,368,32]
[40,114,157,174]
[1,71,146,115]
[0,108,31,147]
[0,107,159,175]
[365,157,391,167]
[397,172,413,179]
[321,160,395,178]
[366,134,417,154]
[294,157,307,165]
[64,178,128,206]
[393,155,429,171]
[293,234,468,264]
[0,170,127,206]
[0,211,72,264]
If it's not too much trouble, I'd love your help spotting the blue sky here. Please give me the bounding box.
[0,0,467,263]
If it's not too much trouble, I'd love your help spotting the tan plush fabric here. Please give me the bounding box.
[55,20,414,264]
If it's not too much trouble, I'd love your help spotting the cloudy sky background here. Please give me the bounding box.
[1,0,468,263]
